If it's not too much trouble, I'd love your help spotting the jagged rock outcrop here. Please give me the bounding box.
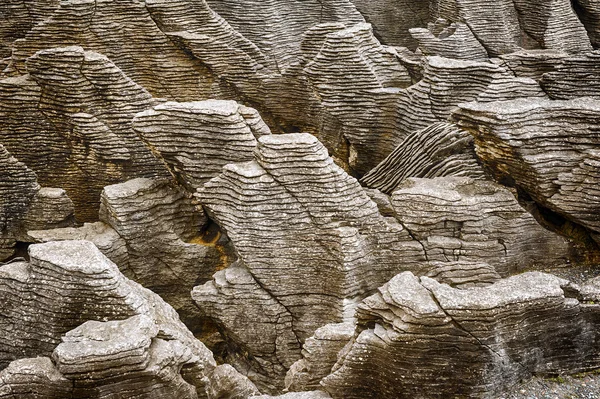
[0,240,217,397]
[133,100,270,191]
[285,323,354,392]
[321,271,600,398]
[0,46,167,221]
[453,97,600,235]
[361,122,485,194]
[251,392,332,399]
[391,177,571,275]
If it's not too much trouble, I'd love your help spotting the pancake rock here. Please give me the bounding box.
[0,144,39,259]
[195,133,426,386]
[0,46,167,221]
[192,262,301,393]
[0,145,75,260]
[4,0,233,101]
[391,177,571,275]
[98,177,224,332]
[251,392,332,399]
[453,97,600,235]
[204,0,364,69]
[0,0,60,58]
[0,240,217,396]
[285,323,354,392]
[322,271,600,398]
[409,19,488,61]
[0,315,203,398]
[361,122,485,195]
[133,100,270,191]
[393,56,547,147]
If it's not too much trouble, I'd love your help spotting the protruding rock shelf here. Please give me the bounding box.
[2,1,600,398]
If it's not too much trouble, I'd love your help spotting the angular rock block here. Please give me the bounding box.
[99,177,223,331]
[322,271,600,398]
[453,97,600,234]
[391,177,571,275]
[133,100,270,191]
[0,240,217,395]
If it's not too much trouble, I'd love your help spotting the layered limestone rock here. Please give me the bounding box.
[0,46,166,221]
[0,0,60,58]
[432,0,592,55]
[322,271,600,398]
[192,262,302,393]
[98,177,224,331]
[133,100,270,191]
[391,177,571,275]
[285,323,354,392]
[195,133,426,389]
[0,145,75,260]
[361,122,485,194]
[453,97,600,235]
[204,0,364,68]
[409,19,488,61]
[394,56,547,147]
[0,144,39,258]
[0,240,217,397]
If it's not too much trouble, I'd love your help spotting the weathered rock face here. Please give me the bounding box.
[361,122,485,194]
[0,240,218,398]
[2,0,600,398]
[194,132,427,390]
[133,100,270,191]
[391,177,571,275]
[322,271,600,398]
[0,145,75,259]
[0,46,167,222]
[453,97,600,236]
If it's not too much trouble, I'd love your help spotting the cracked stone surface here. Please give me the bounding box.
[2,1,600,398]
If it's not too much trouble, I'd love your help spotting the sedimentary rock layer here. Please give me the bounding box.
[322,271,600,398]
[453,97,600,234]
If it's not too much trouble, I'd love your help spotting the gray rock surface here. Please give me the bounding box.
[322,271,600,398]
[0,240,219,397]
[392,177,572,275]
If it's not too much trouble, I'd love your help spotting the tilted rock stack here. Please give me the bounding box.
[1,0,600,398]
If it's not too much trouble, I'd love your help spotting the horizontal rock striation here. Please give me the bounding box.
[0,240,217,396]
[133,100,269,191]
[98,177,224,331]
[322,271,600,398]
[391,177,571,275]
[0,46,167,221]
[453,97,600,234]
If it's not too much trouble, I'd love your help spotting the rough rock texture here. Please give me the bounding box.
[2,1,600,398]
[98,177,224,331]
[285,323,354,392]
[322,271,600,398]
[0,46,166,221]
[133,100,270,191]
[0,240,217,397]
[0,145,75,260]
[361,122,485,194]
[392,177,571,275]
[453,97,600,235]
